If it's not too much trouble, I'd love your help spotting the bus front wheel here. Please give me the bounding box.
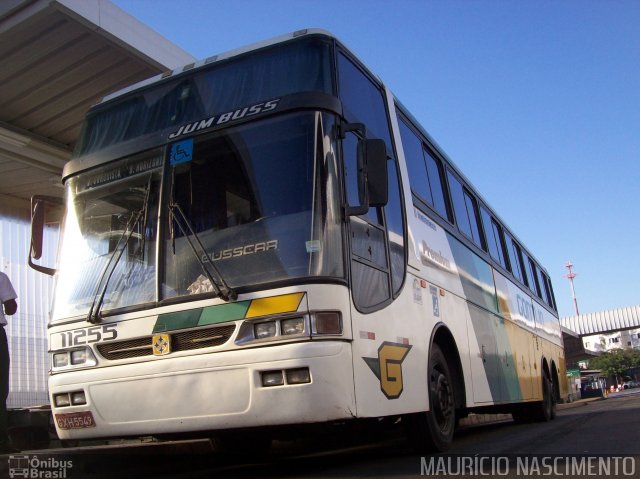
[406,343,456,452]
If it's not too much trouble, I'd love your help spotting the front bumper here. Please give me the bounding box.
[50,340,355,439]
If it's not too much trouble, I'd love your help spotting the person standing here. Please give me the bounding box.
[0,272,18,453]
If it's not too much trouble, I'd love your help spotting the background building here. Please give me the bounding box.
[561,304,640,355]
[0,0,194,408]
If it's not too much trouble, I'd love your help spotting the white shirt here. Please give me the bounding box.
[0,272,17,326]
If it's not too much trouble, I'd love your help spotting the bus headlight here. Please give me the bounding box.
[51,347,97,371]
[254,321,277,339]
[281,317,304,335]
[53,352,69,368]
[70,349,89,365]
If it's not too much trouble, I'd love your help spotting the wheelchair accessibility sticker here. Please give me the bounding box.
[170,139,193,166]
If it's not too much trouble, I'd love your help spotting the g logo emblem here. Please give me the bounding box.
[363,342,412,399]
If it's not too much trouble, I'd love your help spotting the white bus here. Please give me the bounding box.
[30,29,566,452]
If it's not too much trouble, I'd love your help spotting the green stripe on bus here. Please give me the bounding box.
[154,309,202,333]
[153,301,252,332]
[198,301,250,326]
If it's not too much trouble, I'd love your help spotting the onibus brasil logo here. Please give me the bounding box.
[8,455,73,478]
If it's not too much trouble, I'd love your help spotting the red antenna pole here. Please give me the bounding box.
[565,261,580,316]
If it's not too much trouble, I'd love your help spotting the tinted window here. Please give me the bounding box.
[540,271,555,309]
[338,53,392,148]
[525,255,541,297]
[345,131,391,310]
[448,171,482,247]
[398,119,431,202]
[398,117,449,221]
[448,172,471,238]
[424,148,449,220]
[463,190,483,247]
[505,232,525,284]
[481,206,507,268]
[536,267,551,305]
[78,39,333,156]
[386,159,405,295]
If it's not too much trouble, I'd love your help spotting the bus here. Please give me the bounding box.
[29,29,566,452]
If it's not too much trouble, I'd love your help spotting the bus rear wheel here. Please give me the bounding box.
[406,343,455,452]
[513,372,556,423]
[532,373,556,422]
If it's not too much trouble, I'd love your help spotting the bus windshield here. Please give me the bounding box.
[163,112,343,299]
[52,111,343,321]
[53,150,163,321]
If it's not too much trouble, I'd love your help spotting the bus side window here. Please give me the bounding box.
[535,265,551,305]
[480,206,508,269]
[337,52,392,149]
[398,118,432,204]
[424,148,450,221]
[542,272,557,310]
[343,131,390,310]
[343,135,406,308]
[448,171,483,248]
[385,158,405,296]
[525,254,541,298]
[397,116,449,222]
[505,232,525,285]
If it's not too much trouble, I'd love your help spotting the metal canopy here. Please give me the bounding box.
[0,0,194,202]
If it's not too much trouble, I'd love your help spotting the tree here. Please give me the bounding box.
[589,349,640,385]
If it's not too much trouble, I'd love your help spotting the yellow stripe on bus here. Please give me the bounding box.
[245,293,305,318]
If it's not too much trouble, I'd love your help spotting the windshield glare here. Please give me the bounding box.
[52,152,161,320]
[53,112,343,321]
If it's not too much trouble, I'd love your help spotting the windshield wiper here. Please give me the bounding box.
[87,178,152,324]
[168,201,237,302]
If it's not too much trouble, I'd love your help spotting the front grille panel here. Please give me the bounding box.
[97,337,152,360]
[172,325,236,351]
[97,324,236,360]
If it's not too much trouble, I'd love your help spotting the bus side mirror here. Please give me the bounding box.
[348,138,388,216]
[29,195,62,276]
[31,200,45,260]
[363,139,388,207]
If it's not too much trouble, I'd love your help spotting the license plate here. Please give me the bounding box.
[55,411,96,429]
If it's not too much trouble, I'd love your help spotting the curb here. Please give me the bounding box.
[459,397,603,428]
[557,396,603,410]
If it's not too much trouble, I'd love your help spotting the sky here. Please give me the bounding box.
[112,0,640,319]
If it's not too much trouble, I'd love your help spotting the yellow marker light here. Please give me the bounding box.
[246,293,304,319]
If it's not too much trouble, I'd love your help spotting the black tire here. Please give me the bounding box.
[406,343,456,452]
[532,373,556,422]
